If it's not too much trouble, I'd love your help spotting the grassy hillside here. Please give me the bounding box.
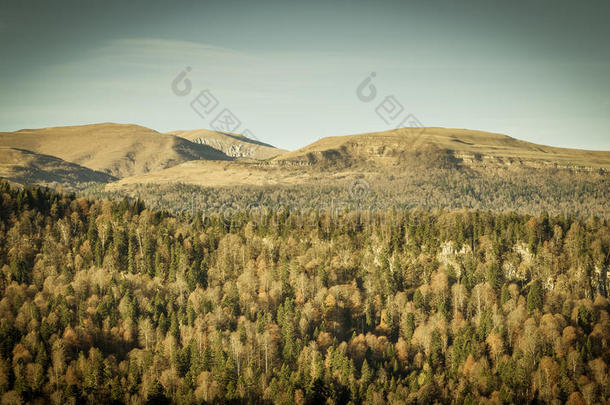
[273,127,610,170]
[0,123,230,178]
[103,127,610,217]
[0,147,115,189]
[2,124,607,216]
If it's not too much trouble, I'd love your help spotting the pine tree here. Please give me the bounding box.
[527,280,543,314]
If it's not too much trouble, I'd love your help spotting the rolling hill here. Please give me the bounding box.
[102,127,610,216]
[167,129,286,160]
[0,147,116,188]
[110,127,610,190]
[272,127,610,170]
[0,123,230,178]
[2,123,608,215]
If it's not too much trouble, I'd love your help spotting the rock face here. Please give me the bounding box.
[272,127,610,172]
[191,137,259,158]
[167,129,286,160]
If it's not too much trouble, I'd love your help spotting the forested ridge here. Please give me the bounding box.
[0,180,609,404]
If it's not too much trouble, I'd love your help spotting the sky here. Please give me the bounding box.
[0,0,609,151]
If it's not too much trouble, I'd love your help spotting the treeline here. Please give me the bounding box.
[0,180,609,404]
[86,166,610,218]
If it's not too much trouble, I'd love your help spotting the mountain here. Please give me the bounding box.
[0,147,116,188]
[2,123,608,215]
[110,127,610,189]
[273,127,610,170]
[0,123,230,178]
[104,127,610,216]
[167,129,286,160]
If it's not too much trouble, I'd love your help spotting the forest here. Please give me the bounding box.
[87,166,610,218]
[0,179,609,404]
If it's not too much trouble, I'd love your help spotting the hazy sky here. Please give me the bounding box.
[1,0,609,150]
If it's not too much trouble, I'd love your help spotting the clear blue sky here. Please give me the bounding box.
[1,0,609,150]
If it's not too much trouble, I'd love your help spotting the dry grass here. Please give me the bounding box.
[2,124,607,194]
[0,123,229,178]
[109,127,609,191]
[0,146,115,186]
[275,127,610,169]
[106,159,365,190]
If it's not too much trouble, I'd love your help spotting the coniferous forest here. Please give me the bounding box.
[0,180,609,404]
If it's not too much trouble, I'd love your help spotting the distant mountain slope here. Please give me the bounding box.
[273,127,610,170]
[0,123,230,178]
[106,160,319,190]
[104,127,610,216]
[110,127,610,190]
[0,147,116,188]
[167,129,286,160]
[3,123,607,216]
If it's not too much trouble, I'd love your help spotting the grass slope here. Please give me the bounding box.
[0,147,116,188]
[0,123,230,178]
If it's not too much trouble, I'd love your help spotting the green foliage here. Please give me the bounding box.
[527,279,543,314]
[0,180,608,404]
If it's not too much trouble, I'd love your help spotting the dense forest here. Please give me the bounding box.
[1,179,609,404]
[88,166,610,218]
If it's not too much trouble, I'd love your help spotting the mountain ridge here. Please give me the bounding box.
[0,122,231,179]
[272,127,610,171]
[167,128,286,160]
[1,124,608,196]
